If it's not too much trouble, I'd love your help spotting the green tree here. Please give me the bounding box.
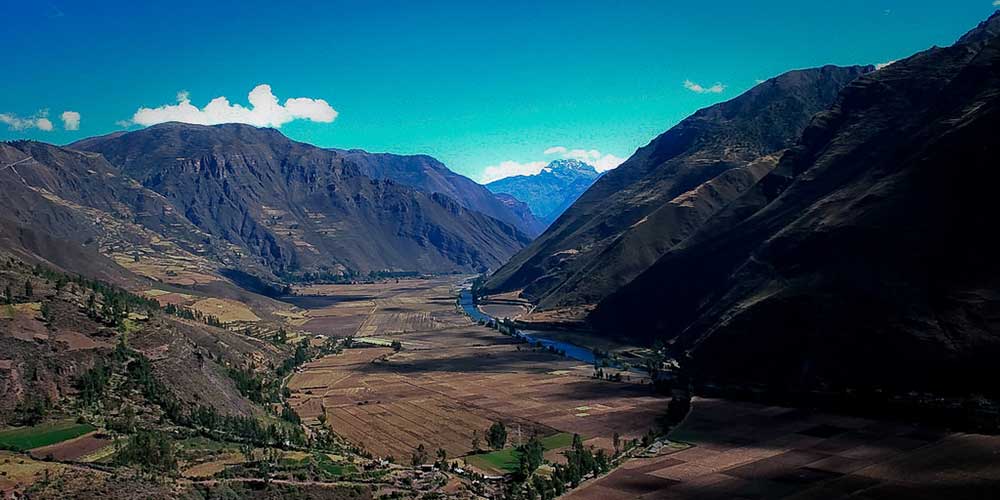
[3,285,12,305]
[516,434,545,480]
[116,430,177,472]
[487,421,508,450]
[411,443,429,466]
[23,279,32,299]
[471,430,481,452]
[40,301,52,324]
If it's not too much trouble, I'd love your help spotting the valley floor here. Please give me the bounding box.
[566,397,1000,499]
[285,277,668,473]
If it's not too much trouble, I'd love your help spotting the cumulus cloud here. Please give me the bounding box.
[60,111,81,130]
[543,146,567,155]
[0,110,54,131]
[683,79,726,94]
[480,160,548,184]
[127,84,338,128]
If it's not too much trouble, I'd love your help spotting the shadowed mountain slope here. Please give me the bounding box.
[592,12,1000,395]
[484,64,873,320]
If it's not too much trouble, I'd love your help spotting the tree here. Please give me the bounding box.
[487,421,508,450]
[411,444,429,466]
[23,279,32,299]
[471,430,481,452]
[3,285,11,305]
[516,435,544,480]
[115,430,177,472]
[612,432,621,456]
[436,447,447,466]
[40,301,52,324]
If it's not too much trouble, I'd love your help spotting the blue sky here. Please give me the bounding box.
[2,1,995,182]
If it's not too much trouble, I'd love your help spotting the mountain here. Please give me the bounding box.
[483,64,874,321]
[592,12,1000,396]
[1,123,532,285]
[332,149,544,236]
[485,159,603,225]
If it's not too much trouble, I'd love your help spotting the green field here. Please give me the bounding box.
[0,420,96,451]
[466,432,575,473]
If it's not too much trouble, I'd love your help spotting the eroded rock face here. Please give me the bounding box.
[592,12,1000,395]
[485,65,872,319]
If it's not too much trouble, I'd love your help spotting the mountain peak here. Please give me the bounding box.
[544,158,598,176]
[956,10,1000,45]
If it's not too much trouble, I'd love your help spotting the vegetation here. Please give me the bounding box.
[0,420,95,451]
[487,421,507,450]
[115,430,177,472]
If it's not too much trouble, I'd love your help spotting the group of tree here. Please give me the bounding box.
[518,434,610,499]
[163,303,223,328]
[115,430,177,473]
[486,421,508,450]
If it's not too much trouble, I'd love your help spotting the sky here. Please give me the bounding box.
[2,1,996,182]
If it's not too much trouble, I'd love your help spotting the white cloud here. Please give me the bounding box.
[480,160,548,184]
[546,146,625,172]
[683,80,726,94]
[128,84,338,128]
[994,0,1000,6]
[875,60,897,70]
[0,110,54,132]
[60,111,81,131]
[543,146,567,155]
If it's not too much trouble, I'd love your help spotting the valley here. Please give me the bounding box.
[2,6,1000,498]
[284,277,668,472]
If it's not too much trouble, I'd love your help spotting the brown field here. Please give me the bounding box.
[190,297,261,323]
[565,397,1000,499]
[287,277,668,462]
[28,432,112,462]
[0,451,70,496]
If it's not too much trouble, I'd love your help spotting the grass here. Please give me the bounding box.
[466,432,575,473]
[0,420,96,451]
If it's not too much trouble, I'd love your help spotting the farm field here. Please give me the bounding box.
[564,397,1000,499]
[286,277,669,466]
[0,421,96,452]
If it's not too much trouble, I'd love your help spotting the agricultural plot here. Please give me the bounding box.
[286,277,670,467]
[0,421,96,451]
[564,398,1000,499]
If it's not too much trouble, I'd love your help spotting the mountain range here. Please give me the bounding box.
[485,159,603,226]
[484,64,874,321]
[486,12,1000,396]
[1,122,533,288]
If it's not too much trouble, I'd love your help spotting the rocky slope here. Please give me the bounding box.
[485,159,603,226]
[484,65,873,320]
[592,12,1000,395]
[334,149,544,236]
[68,123,531,279]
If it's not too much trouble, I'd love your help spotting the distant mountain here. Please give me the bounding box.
[0,123,532,285]
[485,159,602,226]
[593,12,1000,395]
[332,149,544,237]
[484,64,873,320]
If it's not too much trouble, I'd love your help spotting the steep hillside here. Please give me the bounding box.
[485,159,602,226]
[335,149,544,236]
[484,65,873,321]
[593,13,1000,395]
[70,123,531,278]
